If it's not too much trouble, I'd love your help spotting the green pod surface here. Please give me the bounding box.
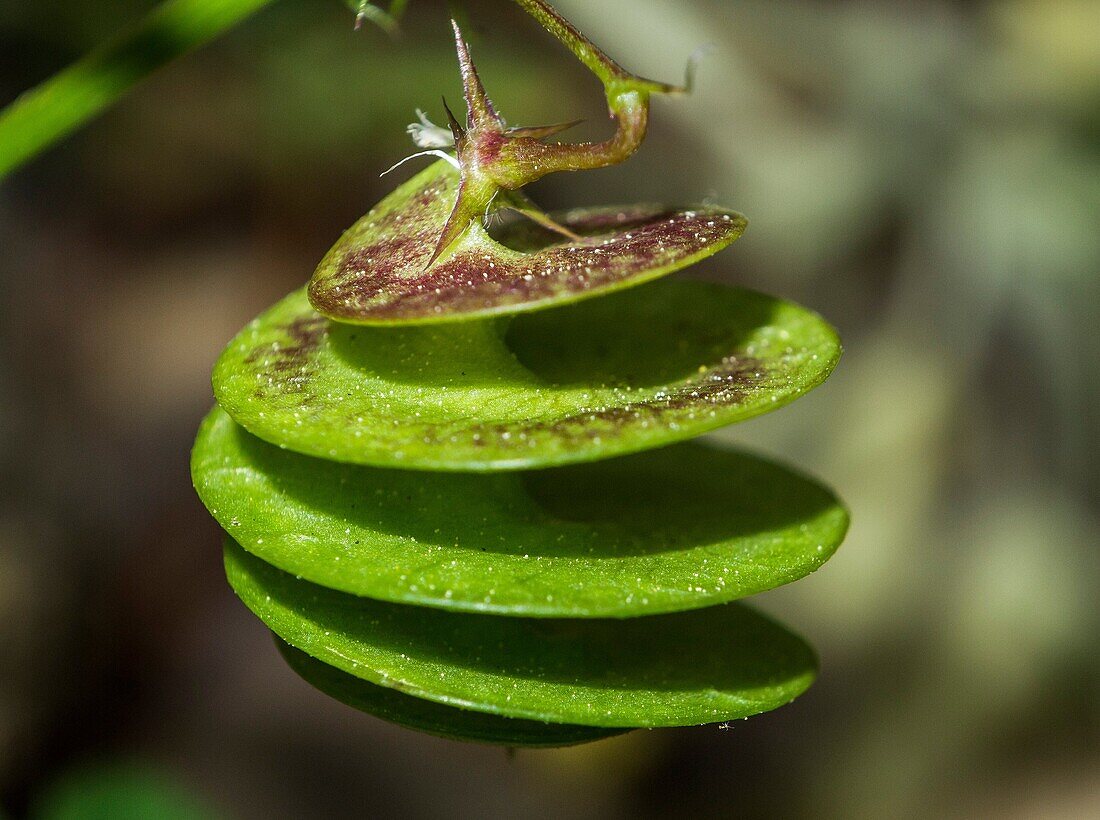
[277,640,627,747]
[226,540,817,728]
[212,280,841,471]
[194,408,848,617]
[308,161,746,325]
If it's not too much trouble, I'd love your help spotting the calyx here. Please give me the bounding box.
[394,0,693,267]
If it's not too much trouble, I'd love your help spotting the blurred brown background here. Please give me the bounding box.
[2,0,1098,817]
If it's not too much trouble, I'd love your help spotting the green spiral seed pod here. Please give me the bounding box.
[192,0,847,747]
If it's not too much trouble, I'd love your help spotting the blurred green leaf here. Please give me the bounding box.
[0,0,410,179]
[32,761,214,820]
[0,0,275,179]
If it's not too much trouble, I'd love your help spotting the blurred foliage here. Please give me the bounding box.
[0,0,276,178]
[31,760,214,820]
[1,0,1098,818]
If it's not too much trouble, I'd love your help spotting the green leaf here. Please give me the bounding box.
[224,539,818,727]
[0,0,276,180]
[277,639,627,746]
[307,161,745,324]
[213,279,841,471]
[193,408,848,617]
[32,760,214,820]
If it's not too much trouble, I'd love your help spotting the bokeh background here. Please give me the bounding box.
[2,0,1098,817]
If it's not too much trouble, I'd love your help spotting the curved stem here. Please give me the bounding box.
[532,89,649,172]
[489,90,649,186]
[510,0,683,95]
[510,0,627,86]
[485,0,689,184]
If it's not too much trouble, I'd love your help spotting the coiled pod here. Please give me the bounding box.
[193,0,846,747]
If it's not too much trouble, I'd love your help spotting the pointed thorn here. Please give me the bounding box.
[450,19,504,131]
[503,191,584,243]
[441,97,466,145]
[425,178,479,269]
[426,212,464,269]
[506,119,585,141]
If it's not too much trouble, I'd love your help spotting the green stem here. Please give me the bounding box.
[0,0,277,180]
[509,0,681,95]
